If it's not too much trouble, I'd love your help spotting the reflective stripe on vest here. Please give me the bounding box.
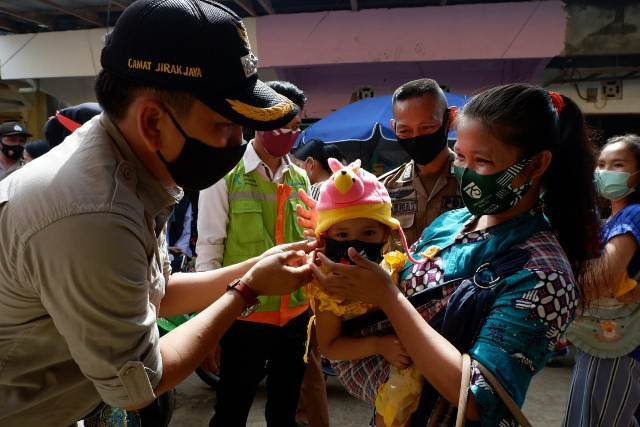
[222,161,310,326]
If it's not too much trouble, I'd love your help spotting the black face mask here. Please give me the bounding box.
[324,238,386,265]
[158,112,246,191]
[396,109,449,166]
[1,142,24,161]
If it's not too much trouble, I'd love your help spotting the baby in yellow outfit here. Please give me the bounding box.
[308,158,425,427]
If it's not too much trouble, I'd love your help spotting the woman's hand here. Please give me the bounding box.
[243,250,313,296]
[376,335,412,370]
[296,189,318,238]
[310,248,397,307]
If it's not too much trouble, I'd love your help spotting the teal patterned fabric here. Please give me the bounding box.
[83,406,142,427]
[401,208,577,426]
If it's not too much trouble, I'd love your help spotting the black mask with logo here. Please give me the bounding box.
[158,111,246,191]
[395,109,449,166]
[1,142,24,161]
[324,238,386,265]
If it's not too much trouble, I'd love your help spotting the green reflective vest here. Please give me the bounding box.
[222,159,310,326]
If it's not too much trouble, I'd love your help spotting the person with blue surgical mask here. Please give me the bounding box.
[564,133,640,427]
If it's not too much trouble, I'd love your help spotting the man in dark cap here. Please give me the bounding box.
[0,121,31,180]
[0,1,314,425]
[44,102,103,147]
[22,139,51,163]
[293,139,346,199]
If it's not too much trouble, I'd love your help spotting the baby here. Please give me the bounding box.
[308,158,425,427]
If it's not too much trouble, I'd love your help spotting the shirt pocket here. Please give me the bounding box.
[390,194,417,230]
[229,200,266,244]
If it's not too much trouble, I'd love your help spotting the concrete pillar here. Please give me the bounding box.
[21,90,48,139]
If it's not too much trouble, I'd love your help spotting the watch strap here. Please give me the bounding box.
[227,279,259,308]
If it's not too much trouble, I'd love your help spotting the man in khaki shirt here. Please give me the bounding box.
[295,80,462,247]
[0,1,314,426]
[379,78,463,246]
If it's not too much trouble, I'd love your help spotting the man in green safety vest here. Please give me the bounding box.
[197,81,311,427]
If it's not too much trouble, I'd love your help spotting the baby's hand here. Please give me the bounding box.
[376,335,411,370]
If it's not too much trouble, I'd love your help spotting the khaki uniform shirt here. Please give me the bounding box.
[0,115,178,426]
[379,151,463,248]
[0,160,20,181]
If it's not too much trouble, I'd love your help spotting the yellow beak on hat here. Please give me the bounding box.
[334,170,356,194]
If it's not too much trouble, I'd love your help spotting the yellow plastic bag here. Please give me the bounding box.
[375,365,424,427]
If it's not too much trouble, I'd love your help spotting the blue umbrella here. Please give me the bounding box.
[295,93,467,174]
[297,93,467,146]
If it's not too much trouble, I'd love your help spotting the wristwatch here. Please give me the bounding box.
[227,278,260,317]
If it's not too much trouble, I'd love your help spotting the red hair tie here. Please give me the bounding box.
[548,91,565,114]
[55,111,82,133]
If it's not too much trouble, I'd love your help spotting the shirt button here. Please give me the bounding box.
[121,164,134,181]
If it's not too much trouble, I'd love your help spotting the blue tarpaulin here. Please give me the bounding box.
[294,93,467,174]
[297,93,467,146]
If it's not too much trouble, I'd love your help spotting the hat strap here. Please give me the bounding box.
[397,227,427,265]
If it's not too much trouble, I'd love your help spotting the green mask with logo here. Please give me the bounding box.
[454,158,532,216]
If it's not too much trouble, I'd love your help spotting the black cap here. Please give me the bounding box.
[293,139,346,174]
[44,102,103,147]
[0,121,32,138]
[24,140,51,159]
[100,0,298,131]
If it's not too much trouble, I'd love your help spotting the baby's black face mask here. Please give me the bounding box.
[323,238,385,265]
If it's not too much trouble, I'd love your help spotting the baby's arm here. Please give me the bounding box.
[315,308,411,369]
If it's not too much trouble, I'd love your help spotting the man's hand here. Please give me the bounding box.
[296,189,318,238]
[376,335,412,370]
[242,250,313,296]
[261,239,318,259]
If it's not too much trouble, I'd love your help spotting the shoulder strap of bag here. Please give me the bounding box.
[454,354,473,427]
[455,354,532,427]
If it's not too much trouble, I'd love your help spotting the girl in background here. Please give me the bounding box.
[564,134,640,427]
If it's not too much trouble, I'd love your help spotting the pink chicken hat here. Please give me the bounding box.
[316,158,425,264]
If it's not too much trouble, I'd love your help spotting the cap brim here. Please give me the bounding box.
[2,131,32,137]
[200,79,299,131]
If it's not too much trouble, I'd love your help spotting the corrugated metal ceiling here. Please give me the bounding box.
[0,0,544,35]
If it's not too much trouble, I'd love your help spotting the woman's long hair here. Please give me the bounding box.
[462,83,601,305]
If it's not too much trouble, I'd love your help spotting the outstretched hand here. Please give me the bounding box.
[261,239,318,260]
[310,248,395,307]
[243,250,313,296]
[296,189,318,238]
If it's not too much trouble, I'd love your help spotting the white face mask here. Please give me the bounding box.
[595,169,639,201]
[304,158,318,183]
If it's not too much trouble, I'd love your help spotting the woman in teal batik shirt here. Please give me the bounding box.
[312,84,601,426]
